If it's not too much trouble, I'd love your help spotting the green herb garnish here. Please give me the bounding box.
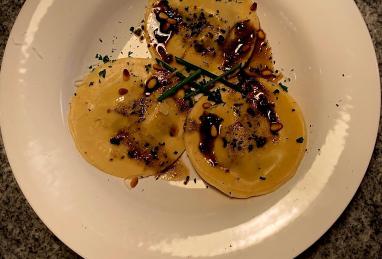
[102,55,110,63]
[98,69,106,78]
[279,83,288,92]
[184,63,242,98]
[156,58,189,80]
[175,57,241,92]
[95,53,102,60]
[156,58,176,73]
[158,69,202,102]
[145,64,152,73]
[155,58,206,94]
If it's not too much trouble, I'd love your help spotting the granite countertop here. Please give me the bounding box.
[0,0,381,258]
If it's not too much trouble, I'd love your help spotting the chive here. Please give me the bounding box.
[156,58,188,80]
[175,57,241,91]
[279,83,288,92]
[203,63,241,88]
[156,58,176,73]
[158,69,202,101]
[184,63,242,98]
[156,58,206,94]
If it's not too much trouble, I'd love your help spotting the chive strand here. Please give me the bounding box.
[158,69,202,101]
[175,57,241,91]
[155,58,206,94]
[155,58,176,72]
[184,64,242,99]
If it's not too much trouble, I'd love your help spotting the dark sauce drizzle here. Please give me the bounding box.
[199,112,224,166]
[152,0,183,63]
[222,20,256,70]
[241,78,282,133]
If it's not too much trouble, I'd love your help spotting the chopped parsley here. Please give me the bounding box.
[103,55,110,63]
[95,54,111,63]
[98,69,107,78]
[95,53,103,60]
[145,64,152,73]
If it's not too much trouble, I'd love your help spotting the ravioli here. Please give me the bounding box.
[69,58,188,179]
[145,0,261,73]
[69,1,307,197]
[184,79,306,198]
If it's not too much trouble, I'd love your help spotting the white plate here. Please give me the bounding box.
[0,0,380,258]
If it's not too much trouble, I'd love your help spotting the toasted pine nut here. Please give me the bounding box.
[270,122,283,132]
[202,102,212,109]
[153,64,162,70]
[176,89,185,98]
[167,18,177,25]
[130,177,139,188]
[257,29,266,40]
[210,126,218,137]
[146,77,158,89]
[123,69,130,81]
[158,12,169,20]
[261,69,273,77]
[119,88,128,95]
